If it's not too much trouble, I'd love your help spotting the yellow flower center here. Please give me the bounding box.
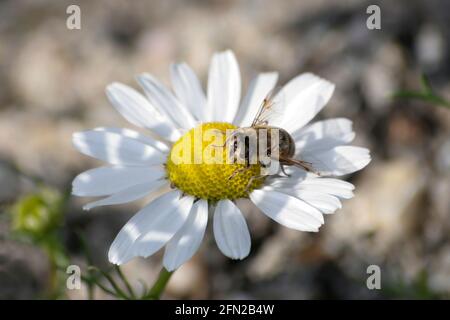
[166,122,264,201]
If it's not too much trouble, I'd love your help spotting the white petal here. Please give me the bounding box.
[207,50,241,122]
[213,200,251,260]
[295,191,341,214]
[233,72,278,126]
[93,127,170,153]
[290,177,355,199]
[72,165,165,197]
[170,63,207,122]
[267,174,354,212]
[273,188,342,214]
[250,189,324,232]
[72,129,166,166]
[301,146,371,176]
[83,180,167,210]
[137,74,197,130]
[163,200,208,271]
[293,118,355,154]
[108,190,194,265]
[274,73,334,132]
[106,83,180,142]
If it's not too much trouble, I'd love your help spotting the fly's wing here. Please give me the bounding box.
[251,86,285,127]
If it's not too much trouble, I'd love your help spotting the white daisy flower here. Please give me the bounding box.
[72,50,371,271]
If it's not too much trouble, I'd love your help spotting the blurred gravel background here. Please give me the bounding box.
[0,0,449,299]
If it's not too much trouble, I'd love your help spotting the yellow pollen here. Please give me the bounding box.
[166,122,264,201]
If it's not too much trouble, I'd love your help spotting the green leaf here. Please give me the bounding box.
[392,74,450,110]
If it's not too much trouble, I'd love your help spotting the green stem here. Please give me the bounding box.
[80,275,116,297]
[86,278,95,300]
[76,231,95,300]
[143,268,174,300]
[42,235,69,299]
[97,268,130,300]
[48,252,59,298]
[115,266,136,299]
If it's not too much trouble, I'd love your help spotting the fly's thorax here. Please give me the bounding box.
[228,125,295,177]
[250,126,295,159]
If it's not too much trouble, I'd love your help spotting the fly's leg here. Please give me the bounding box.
[245,174,266,193]
[281,157,321,176]
[280,164,291,177]
[228,163,252,181]
[299,160,320,176]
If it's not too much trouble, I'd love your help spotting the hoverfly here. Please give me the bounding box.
[226,87,316,188]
